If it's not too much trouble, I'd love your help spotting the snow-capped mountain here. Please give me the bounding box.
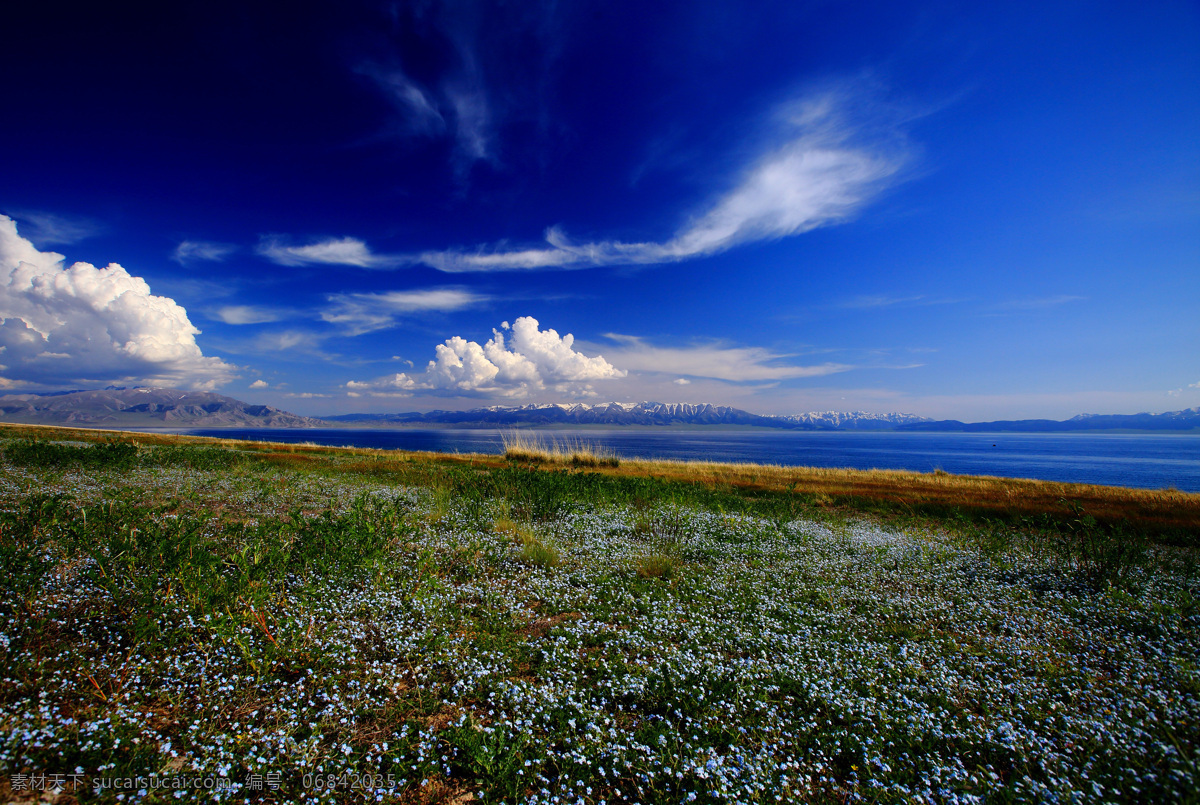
[326,401,931,430]
[769,410,932,430]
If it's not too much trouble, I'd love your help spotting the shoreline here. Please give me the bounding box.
[3,421,1197,541]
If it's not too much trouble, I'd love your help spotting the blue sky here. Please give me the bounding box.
[1,0,1197,420]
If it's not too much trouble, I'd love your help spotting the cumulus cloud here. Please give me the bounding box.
[172,240,237,264]
[344,316,625,398]
[0,215,237,389]
[249,379,269,389]
[673,378,691,385]
[321,287,489,335]
[599,334,852,383]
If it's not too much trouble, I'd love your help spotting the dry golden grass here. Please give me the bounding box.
[501,430,619,467]
[3,422,1197,536]
[605,456,1200,533]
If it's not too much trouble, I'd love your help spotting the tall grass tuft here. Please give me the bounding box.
[637,554,678,579]
[493,502,561,567]
[501,430,619,467]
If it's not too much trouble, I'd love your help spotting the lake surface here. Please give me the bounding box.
[164,427,1200,492]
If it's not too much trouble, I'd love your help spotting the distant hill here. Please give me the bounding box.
[325,401,931,430]
[897,407,1200,432]
[0,387,323,428]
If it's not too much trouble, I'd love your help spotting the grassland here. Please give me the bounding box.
[0,424,1197,803]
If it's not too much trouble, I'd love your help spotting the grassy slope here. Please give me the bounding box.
[0,426,1197,803]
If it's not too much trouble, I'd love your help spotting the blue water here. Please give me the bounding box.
[163,427,1200,492]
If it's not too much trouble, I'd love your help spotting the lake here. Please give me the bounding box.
[163,427,1200,492]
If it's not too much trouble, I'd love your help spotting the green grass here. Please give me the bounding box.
[0,431,1197,803]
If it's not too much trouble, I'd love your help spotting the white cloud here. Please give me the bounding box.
[8,210,102,245]
[360,9,496,172]
[263,85,909,274]
[365,66,495,169]
[0,215,237,390]
[994,295,1087,311]
[418,87,907,271]
[213,305,285,325]
[599,334,853,383]
[345,316,625,398]
[837,294,928,309]
[249,379,269,389]
[321,287,489,335]
[250,330,326,354]
[673,378,691,385]
[257,236,399,268]
[172,240,237,264]
[365,67,447,136]
[445,82,492,165]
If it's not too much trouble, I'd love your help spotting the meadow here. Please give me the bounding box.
[0,425,1197,803]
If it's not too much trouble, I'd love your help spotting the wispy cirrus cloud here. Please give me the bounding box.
[835,294,964,310]
[257,236,401,268]
[420,87,910,271]
[321,287,490,336]
[211,305,287,325]
[360,60,494,170]
[358,6,496,172]
[172,240,237,264]
[5,210,103,246]
[261,85,912,273]
[597,334,853,383]
[363,67,446,137]
[994,295,1087,311]
[249,330,328,355]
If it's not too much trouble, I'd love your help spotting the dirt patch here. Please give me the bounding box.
[519,611,582,639]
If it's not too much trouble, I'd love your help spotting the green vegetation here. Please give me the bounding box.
[0,427,1197,802]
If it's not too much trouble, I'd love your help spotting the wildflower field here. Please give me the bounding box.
[0,428,1197,803]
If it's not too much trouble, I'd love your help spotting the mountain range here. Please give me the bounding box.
[324,401,931,430]
[0,387,324,428]
[327,402,1199,431]
[0,388,1196,433]
[896,408,1200,432]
